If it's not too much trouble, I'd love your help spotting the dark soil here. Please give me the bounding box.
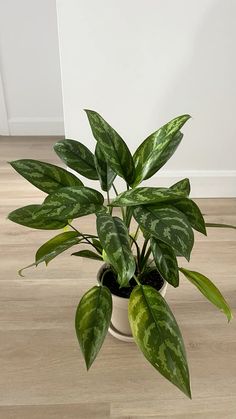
[100,266,164,298]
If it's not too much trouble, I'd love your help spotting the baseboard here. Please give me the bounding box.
[8,117,64,135]
[80,170,236,198]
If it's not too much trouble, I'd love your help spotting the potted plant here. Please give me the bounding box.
[7,110,234,399]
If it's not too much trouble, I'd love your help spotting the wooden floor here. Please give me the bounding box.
[0,136,236,419]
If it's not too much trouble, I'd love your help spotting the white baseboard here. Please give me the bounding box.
[8,117,64,135]
[79,170,236,198]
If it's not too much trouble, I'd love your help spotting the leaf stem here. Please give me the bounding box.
[133,274,141,285]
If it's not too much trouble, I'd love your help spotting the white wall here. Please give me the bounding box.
[0,0,64,135]
[57,0,236,197]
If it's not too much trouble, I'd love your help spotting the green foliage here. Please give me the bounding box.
[33,186,105,221]
[132,115,190,186]
[179,268,232,322]
[75,285,112,369]
[85,109,135,185]
[150,238,179,287]
[54,139,99,180]
[172,198,206,235]
[170,178,190,196]
[110,187,187,207]
[132,204,194,261]
[72,249,103,261]
[8,109,235,398]
[8,205,67,230]
[10,159,83,194]
[97,213,136,287]
[94,143,116,191]
[129,285,191,398]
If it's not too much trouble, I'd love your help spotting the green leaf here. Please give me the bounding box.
[9,159,83,194]
[179,268,233,322]
[54,139,99,180]
[7,205,67,230]
[36,231,81,265]
[132,204,194,261]
[75,285,112,369]
[172,198,206,235]
[72,250,103,261]
[85,110,135,186]
[128,285,191,398]
[18,231,81,276]
[170,178,190,196]
[150,238,179,287]
[110,187,187,207]
[94,143,116,191]
[33,186,105,221]
[96,213,136,287]
[205,223,236,230]
[133,115,191,186]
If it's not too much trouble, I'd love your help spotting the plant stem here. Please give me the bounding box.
[133,274,141,285]
[107,190,112,214]
[129,234,141,272]
[112,184,119,196]
[68,222,93,247]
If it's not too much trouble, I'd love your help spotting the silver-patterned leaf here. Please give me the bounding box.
[132,204,194,261]
[94,143,116,191]
[110,187,187,207]
[129,285,191,398]
[96,214,136,287]
[75,285,112,369]
[133,115,190,186]
[54,139,99,180]
[170,178,190,196]
[85,110,135,186]
[179,268,232,322]
[172,198,206,235]
[10,159,83,194]
[33,186,105,221]
[150,237,179,287]
[7,205,67,230]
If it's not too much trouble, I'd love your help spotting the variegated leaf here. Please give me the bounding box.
[54,139,99,180]
[172,198,206,235]
[94,143,116,191]
[133,115,190,186]
[179,268,232,322]
[9,159,83,194]
[96,214,136,287]
[7,205,67,230]
[72,249,103,261]
[150,237,179,287]
[85,110,135,186]
[132,204,194,261]
[33,186,105,221]
[170,178,190,196]
[110,187,187,207]
[129,285,191,398]
[75,285,112,369]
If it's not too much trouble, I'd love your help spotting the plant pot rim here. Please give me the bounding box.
[97,262,167,301]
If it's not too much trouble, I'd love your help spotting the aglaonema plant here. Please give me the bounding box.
[7,110,235,398]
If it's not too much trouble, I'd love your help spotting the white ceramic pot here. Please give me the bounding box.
[97,264,168,342]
